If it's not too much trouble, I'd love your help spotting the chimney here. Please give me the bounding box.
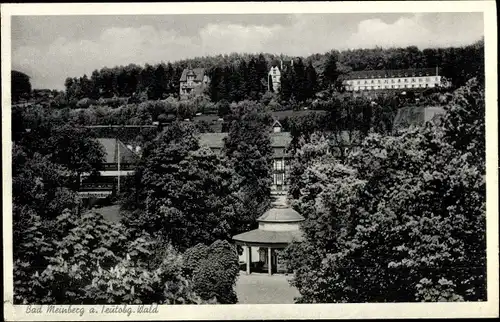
[280,60,283,70]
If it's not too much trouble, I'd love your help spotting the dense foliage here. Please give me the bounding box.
[223,101,274,228]
[283,79,486,303]
[14,209,211,304]
[120,122,244,251]
[183,240,240,304]
[12,70,32,102]
[58,41,483,105]
[12,112,240,305]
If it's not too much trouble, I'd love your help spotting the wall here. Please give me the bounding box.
[344,75,442,91]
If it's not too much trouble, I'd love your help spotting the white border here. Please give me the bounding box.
[2,1,498,320]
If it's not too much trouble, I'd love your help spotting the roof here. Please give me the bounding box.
[97,138,137,164]
[393,106,446,128]
[341,68,438,80]
[257,206,305,223]
[272,119,283,128]
[198,132,292,149]
[179,68,206,82]
[199,132,227,149]
[319,130,363,146]
[233,229,304,245]
[271,132,292,147]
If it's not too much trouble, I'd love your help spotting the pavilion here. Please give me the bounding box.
[233,197,305,275]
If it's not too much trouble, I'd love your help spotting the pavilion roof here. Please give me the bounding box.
[257,206,305,223]
[233,229,303,245]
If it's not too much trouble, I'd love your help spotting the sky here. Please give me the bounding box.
[11,12,484,90]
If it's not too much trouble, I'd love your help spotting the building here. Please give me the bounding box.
[78,138,137,199]
[233,195,305,275]
[179,67,210,97]
[341,67,450,92]
[393,105,446,129]
[198,120,292,195]
[267,59,294,92]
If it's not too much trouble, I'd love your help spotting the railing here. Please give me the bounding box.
[80,182,115,191]
[100,163,136,171]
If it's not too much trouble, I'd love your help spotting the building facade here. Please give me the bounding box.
[267,59,294,92]
[78,138,137,199]
[198,121,292,195]
[179,68,210,97]
[342,67,450,92]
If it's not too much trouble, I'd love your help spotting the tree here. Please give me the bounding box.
[12,70,31,102]
[224,102,274,225]
[283,80,486,303]
[184,240,240,304]
[305,62,318,99]
[323,52,340,89]
[136,122,243,251]
[16,209,209,304]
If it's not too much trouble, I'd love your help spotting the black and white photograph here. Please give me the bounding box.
[2,1,498,320]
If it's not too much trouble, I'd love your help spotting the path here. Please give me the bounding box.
[235,271,300,304]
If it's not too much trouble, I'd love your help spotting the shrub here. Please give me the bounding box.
[184,240,239,304]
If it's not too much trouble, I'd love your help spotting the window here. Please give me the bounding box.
[405,79,408,83]
[275,160,284,171]
[274,173,284,185]
[426,77,430,82]
[435,77,439,81]
[398,79,401,83]
[412,78,416,82]
[371,80,374,84]
[378,79,381,84]
[392,79,396,83]
[364,80,368,84]
[419,78,423,82]
[384,79,388,83]
[357,80,360,84]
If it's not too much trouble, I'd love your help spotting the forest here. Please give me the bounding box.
[47,40,484,106]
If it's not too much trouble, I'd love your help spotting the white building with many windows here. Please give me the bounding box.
[342,67,450,92]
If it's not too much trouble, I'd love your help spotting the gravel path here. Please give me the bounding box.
[235,271,300,304]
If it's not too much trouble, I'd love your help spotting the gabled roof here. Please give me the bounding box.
[198,132,293,149]
[341,68,438,80]
[97,138,137,164]
[179,68,206,82]
[272,119,283,128]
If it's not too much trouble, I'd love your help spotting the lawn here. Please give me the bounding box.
[235,271,301,304]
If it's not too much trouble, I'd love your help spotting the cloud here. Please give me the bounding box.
[199,23,282,55]
[13,26,198,89]
[347,14,483,49]
[11,13,483,89]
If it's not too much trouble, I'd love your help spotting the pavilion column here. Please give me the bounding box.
[268,247,272,276]
[246,246,251,275]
